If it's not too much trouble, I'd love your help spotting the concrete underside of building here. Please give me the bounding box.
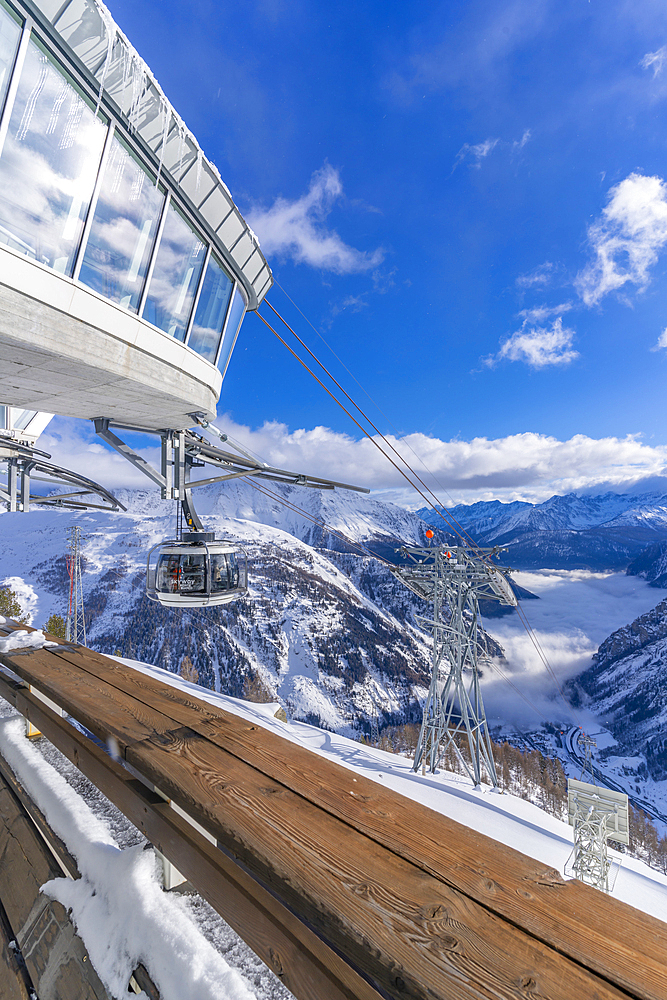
[0,246,220,430]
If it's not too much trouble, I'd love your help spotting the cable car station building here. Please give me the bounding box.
[0,0,271,432]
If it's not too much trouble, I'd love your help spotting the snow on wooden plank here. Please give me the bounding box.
[0,769,110,999]
[0,681,384,1000]
[38,640,667,1000]
[1,638,667,1000]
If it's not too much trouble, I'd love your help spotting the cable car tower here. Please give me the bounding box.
[65,526,86,646]
[392,544,517,788]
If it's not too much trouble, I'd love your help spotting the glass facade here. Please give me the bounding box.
[218,287,246,375]
[0,36,106,272]
[0,4,249,373]
[188,252,233,362]
[79,134,164,311]
[0,1,19,112]
[143,200,206,342]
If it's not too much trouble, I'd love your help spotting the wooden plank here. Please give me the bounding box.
[6,683,385,1000]
[7,678,640,1000]
[46,646,667,1000]
[0,647,177,752]
[0,770,110,999]
[6,645,667,999]
[0,782,62,932]
[0,899,31,1000]
[0,750,77,879]
[127,725,635,1000]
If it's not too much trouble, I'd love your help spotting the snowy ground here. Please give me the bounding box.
[1,655,666,1000]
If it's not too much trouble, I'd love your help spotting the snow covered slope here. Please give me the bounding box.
[0,482,450,734]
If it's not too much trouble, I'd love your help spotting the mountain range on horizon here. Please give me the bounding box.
[418,491,667,570]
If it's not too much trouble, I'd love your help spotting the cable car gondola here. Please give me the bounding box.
[104,419,368,610]
[147,531,247,607]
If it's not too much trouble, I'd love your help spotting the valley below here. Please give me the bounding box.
[3,481,667,830]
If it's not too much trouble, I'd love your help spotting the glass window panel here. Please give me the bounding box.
[210,552,230,592]
[0,35,106,274]
[142,201,206,342]
[79,134,164,311]
[156,554,179,594]
[187,253,233,361]
[0,1,21,113]
[177,553,207,594]
[217,286,246,376]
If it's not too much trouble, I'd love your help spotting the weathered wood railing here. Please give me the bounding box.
[0,623,665,1000]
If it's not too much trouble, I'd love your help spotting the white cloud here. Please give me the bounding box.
[651,327,667,351]
[246,164,384,274]
[481,570,662,727]
[515,261,554,289]
[576,172,667,306]
[39,419,162,491]
[452,131,529,174]
[517,302,572,322]
[491,317,578,368]
[38,417,667,508]
[641,46,667,78]
[452,137,499,172]
[208,421,667,503]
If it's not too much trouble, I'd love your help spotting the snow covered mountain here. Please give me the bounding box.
[0,481,462,735]
[627,541,667,589]
[418,492,667,569]
[569,598,667,783]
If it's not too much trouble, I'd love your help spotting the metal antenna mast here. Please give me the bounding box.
[578,732,597,781]
[392,544,517,788]
[65,526,86,646]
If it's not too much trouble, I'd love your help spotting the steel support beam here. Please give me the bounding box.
[94,419,166,489]
[393,546,516,788]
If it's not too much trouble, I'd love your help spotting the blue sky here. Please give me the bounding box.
[46,0,667,504]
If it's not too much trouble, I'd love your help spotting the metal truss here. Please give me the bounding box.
[65,525,86,646]
[94,417,369,530]
[392,544,516,789]
[0,437,124,513]
[566,777,628,894]
[570,804,611,892]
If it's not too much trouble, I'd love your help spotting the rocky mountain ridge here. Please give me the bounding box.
[627,541,667,589]
[569,598,667,781]
[418,491,667,570]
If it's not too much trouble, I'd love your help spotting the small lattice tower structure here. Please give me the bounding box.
[392,544,517,788]
[566,734,629,894]
[65,525,86,646]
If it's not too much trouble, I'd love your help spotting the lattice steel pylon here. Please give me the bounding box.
[578,732,597,780]
[65,526,86,646]
[565,734,629,894]
[392,545,517,788]
[571,797,611,892]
